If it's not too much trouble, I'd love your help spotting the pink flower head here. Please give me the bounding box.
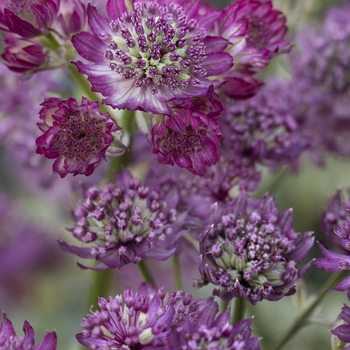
[0,313,57,350]
[56,0,87,36]
[314,207,350,299]
[197,193,314,305]
[210,0,290,99]
[59,170,185,270]
[72,0,233,114]
[0,0,59,38]
[151,88,222,176]
[36,97,124,178]
[1,35,48,74]
[234,0,290,56]
[77,284,213,349]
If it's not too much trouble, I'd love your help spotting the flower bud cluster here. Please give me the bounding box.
[60,170,184,269]
[197,193,314,304]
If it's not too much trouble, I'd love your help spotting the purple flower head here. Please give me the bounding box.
[151,87,222,176]
[322,189,350,250]
[0,0,59,38]
[157,153,261,221]
[331,305,350,350]
[76,283,209,349]
[210,0,289,99]
[167,301,261,350]
[233,0,290,56]
[36,96,124,178]
[55,0,87,36]
[72,1,233,114]
[314,213,350,299]
[220,80,309,169]
[0,313,57,350]
[196,193,314,305]
[1,35,49,74]
[0,0,87,75]
[59,169,185,269]
[292,5,350,95]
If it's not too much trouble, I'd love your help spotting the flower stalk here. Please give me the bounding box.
[271,270,350,350]
[137,260,157,288]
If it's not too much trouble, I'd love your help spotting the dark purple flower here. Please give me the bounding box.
[0,0,59,38]
[72,0,233,114]
[220,80,309,169]
[209,0,290,99]
[0,313,57,350]
[36,97,124,178]
[313,213,350,299]
[292,5,350,95]
[183,155,261,220]
[0,0,87,75]
[55,0,87,36]
[166,301,260,350]
[151,88,222,176]
[322,189,350,250]
[233,0,290,56]
[158,153,260,221]
[1,35,48,74]
[331,305,350,350]
[59,169,185,269]
[196,193,314,305]
[76,284,209,349]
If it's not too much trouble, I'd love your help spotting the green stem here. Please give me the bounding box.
[232,297,246,324]
[87,269,113,311]
[137,260,157,288]
[67,64,99,102]
[271,270,349,350]
[220,300,229,314]
[107,109,136,181]
[40,32,61,52]
[172,254,183,291]
[254,166,288,198]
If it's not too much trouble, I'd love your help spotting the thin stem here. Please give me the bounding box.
[172,254,183,291]
[107,109,136,181]
[232,297,246,325]
[271,271,349,350]
[40,32,60,52]
[67,64,98,102]
[183,233,200,252]
[87,269,113,311]
[137,260,157,288]
[254,166,288,198]
[220,300,229,314]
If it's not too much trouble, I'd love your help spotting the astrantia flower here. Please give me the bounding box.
[0,313,57,350]
[179,153,261,220]
[167,301,261,350]
[59,170,185,269]
[313,214,350,299]
[220,80,309,169]
[331,305,350,350]
[196,193,314,304]
[151,87,222,176]
[0,0,59,38]
[36,96,124,178]
[292,5,350,95]
[212,0,290,99]
[55,0,87,37]
[72,0,233,114]
[1,36,48,73]
[0,0,87,75]
[76,284,209,349]
[233,0,290,56]
[322,189,350,250]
